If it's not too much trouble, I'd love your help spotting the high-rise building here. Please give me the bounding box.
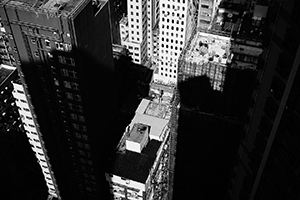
[152,0,201,86]
[119,0,159,66]
[0,64,50,200]
[153,0,189,85]
[120,0,148,65]
[0,0,115,199]
[229,0,300,199]
[12,76,61,199]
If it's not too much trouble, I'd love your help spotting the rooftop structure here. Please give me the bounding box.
[179,31,231,91]
[0,0,106,16]
[184,32,231,65]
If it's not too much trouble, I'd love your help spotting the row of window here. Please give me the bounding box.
[161,67,177,73]
[74,132,89,141]
[160,48,180,56]
[58,55,75,66]
[68,103,83,113]
[61,69,78,79]
[161,30,184,38]
[160,73,177,78]
[72,123,87,132]
[161,43,182,50]
[162,3,185,10]
[70,113,85,122]
[162,17,185,24]
[63,81,80,90]
[30,37,71,52]
[66,92,82,102]
[161,24,184,32]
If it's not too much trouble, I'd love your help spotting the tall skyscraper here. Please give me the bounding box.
[153,0,190,85]
[228,0,300,199]
[0,0,115,199]
[120,0,148,65]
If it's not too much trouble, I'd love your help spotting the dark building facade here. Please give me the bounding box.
[109,0,127,44]
[0,65,49,200]
[0,0,115,199]
[229,0,300,199]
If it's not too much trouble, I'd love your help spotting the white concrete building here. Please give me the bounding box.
[153,0,199,85]
[12,81,60,199]
[120,0,148,65]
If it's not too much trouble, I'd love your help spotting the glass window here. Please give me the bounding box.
[64,81,72,89]
[45,40,51,48]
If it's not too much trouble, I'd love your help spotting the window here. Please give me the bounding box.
[30,37,36,44]
[66,57,75,66]
[71,113,78,120]
[66,92,73,100]
[82,134,88,141]
[201,4,209,9]
[71,83,80,90]
[58,56,66,64]
[69,70,77,79]
[74,94,82,102]
[61,69,69,76]
[74,132,81,139]
[45,40,51,48]
[73,123,80,130]
[64,81,72,89]
[34,51,39,57]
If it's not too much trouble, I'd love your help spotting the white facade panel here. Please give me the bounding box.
[12,82,59,198]
[155,0,189,85]
[106,174,146,191]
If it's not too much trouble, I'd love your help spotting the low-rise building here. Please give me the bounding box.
[106,98,171,200]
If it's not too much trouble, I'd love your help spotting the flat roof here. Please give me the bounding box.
[127,123,149,143]
[132,99,170,140]
[184,32,231,66]
[0,64,16,87]
[107,139,161,183]
[1,0,107,16]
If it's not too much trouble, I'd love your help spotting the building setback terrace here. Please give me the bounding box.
[1,0,106,16]
[107,135,162,183]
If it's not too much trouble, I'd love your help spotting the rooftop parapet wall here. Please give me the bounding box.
[0,0,106,17]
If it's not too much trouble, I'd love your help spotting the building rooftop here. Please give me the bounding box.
[108,138,161,183]
[132,99,170,141]
[0,0,107,16]
[108,98,170,182]
[184,32,232,66]
[127,123,149,143]
[0,64,16,87]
